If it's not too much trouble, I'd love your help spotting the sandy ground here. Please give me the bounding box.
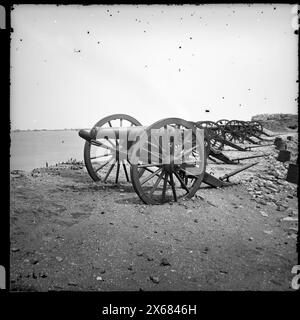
[10,132,298,291]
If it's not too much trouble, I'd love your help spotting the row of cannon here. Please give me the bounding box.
[78,114,276,204]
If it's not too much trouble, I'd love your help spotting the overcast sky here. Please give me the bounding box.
[10,4,298,130]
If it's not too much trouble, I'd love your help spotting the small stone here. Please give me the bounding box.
[136,251,144,257]
[202,247,209,254]
[150,276,159,284]
[260,211,268,217]
[248,237,254,241]
[187,210,193,214]
[68,281,78,286]
[96,276,103,281]
[30,258,39,265]
[193,219,198,223]
[11,247,20,252]
[56,256,63,262]
[160,258,171,266]
[282,217,298,222]
[145,254,154,261]
[263,230,273,235]
[39,271,47,278]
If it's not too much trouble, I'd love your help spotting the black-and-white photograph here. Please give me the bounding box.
[9,4,298,293]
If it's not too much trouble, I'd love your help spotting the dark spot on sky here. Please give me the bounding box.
[233,10,235,13]
[222,97,224,99]
[144,30,146,33]
[107,10,109,12]
[117,11,119,13]
[274,7,276,10]
[205,109,210,113]
[226,24,228,26]
[145,65,147,68]
[44,59,47,63]
[74,49,81,53]
[179,46,182,49]
[110,14,112,17]
[87,31,90,34]
[20,39,22,42]
[248,88,251,91]
[294,30,298,35]
[239,104,242,106]
[97,41,100,44]
[261,11,263,14]
[189,37,192,40]
[296,80,299,83]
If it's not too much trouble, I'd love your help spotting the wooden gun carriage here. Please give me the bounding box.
[78,114,265,204]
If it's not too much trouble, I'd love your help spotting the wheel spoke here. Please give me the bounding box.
[105,137,116,148]
[138,167,146,178]
[123,163,130,182]
[94,141,116,153]
[169,173,177,202]
[161,171,168,202]
[149,169,165,196]
[115,162,120,183]
[140,168,162,186]
[90,153,110,160]
[173,171,189,192]
[95,157,113,173]
[103,161,116,182]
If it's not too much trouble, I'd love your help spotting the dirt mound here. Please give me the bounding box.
[251,113,298,132]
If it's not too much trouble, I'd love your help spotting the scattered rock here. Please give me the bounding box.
[39,271,47,278]
[96,276,103,281]
[30,258,39,265]
[68,281,78,286]
[11,247,20,252]
[260,211,269,217]
[55,256,63,262]
[282,217,298,222]
[136,251,144,257]
[149,276,160,284]
[263,230,273,235]
[160,258,171,266]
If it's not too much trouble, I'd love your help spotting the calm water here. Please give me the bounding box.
[10,130,85,172]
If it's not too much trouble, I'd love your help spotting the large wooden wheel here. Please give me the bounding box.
[250,121,264,137]
[83,114,142,182]
[196,121,224,152]
[216,119,229,127]
[129,118,208,205]
[224,120,247,143]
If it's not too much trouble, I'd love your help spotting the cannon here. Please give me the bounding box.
[79,114,262,204]
[195,120,270,164]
